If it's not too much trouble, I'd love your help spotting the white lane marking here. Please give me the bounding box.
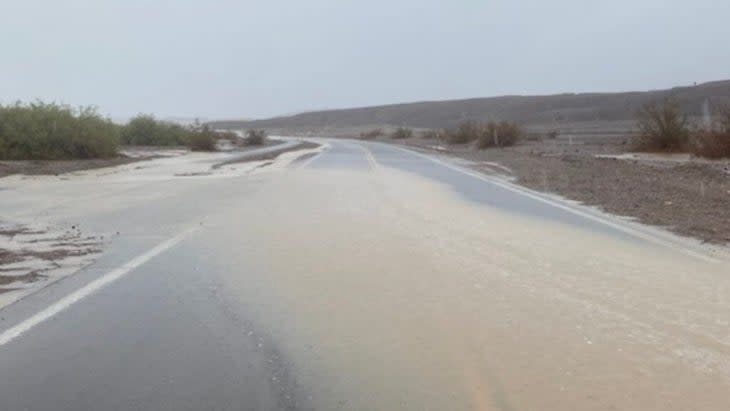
[375,142,723,264]
[359,143,379,170]
[0,226,199,347]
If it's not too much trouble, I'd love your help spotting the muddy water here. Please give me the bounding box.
[206,166,730,410]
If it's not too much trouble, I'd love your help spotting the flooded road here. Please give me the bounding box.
[204,146,730,410]
[1,140,729,410]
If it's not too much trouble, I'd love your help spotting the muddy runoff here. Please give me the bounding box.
[200,164,730,411]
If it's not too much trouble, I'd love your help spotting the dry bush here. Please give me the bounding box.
[421,130,438,139]
[495,121,522,146]
[359,129,383,140]
[635,98,689,151]
[390,127,413,139]
[546,130,559,139]
[692,130,730,158]
[445,121,480,144]
[475,121,522,149]
[691,106,730,159]
[721,106,730,131]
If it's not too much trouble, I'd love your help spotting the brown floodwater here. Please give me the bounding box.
[207,165,730,410]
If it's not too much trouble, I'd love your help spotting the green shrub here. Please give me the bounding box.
[0,101,119,160]
[390,127,413,139]
[121,114,189,146]
[244,129,267,146]
[214,130,239,141]
[635,98,689,151]
[187,126,217,151]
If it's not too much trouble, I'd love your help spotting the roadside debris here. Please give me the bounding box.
[0,222,102,308]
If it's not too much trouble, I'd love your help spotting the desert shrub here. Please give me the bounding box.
[360,129,383,140]
[0,101,119,160]
[472,121,522,149]
[446,121,481,144]
[691,130,730,158]
[244,129,267,146]
[390,127,413,139]
[495,121,522,146]
[121,114,190,146]
[635,98,689,151]
[546,130,559,139]
[187,125,217,151]
[420,130,438,139]
[691,106,730,159]
[213,130,239,141]
[713,105,730,137]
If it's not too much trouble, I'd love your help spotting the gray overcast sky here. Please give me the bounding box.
[2,0,729,120]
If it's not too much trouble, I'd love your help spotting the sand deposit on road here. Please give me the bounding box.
[0,144,323,310]
[204,163,730,411]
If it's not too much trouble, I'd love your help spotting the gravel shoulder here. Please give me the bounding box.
[391,136,730,245]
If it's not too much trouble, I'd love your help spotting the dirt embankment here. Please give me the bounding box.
[0,145,190,179]
[0,142,282,179]
[395,137,730,245]
[0,157,143,179]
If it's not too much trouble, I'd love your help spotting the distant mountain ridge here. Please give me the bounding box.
[209,80,730,132]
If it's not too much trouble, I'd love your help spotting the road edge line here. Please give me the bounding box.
[377,142,724,264]
[0,226,199,347]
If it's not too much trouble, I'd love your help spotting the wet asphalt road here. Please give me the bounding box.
[0,139,723,410]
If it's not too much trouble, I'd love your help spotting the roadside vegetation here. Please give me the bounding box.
[691,106,730,159]
[635,98,730,158]
[120,114,189,146]
[430,121,523,148]
[0,101,119,160]
[0,101,261,159]
[122,116,242,151]
[244,129,267,146]
[420,129,440,139]
[186,125,217,151]
[390,127,413,139]
[121,115,242,151]
[356,122,524,148]
[359,128,383,140]
[635,98,690,152]
[476,121,522,148]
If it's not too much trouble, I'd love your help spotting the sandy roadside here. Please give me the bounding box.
[0,142,324,309]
